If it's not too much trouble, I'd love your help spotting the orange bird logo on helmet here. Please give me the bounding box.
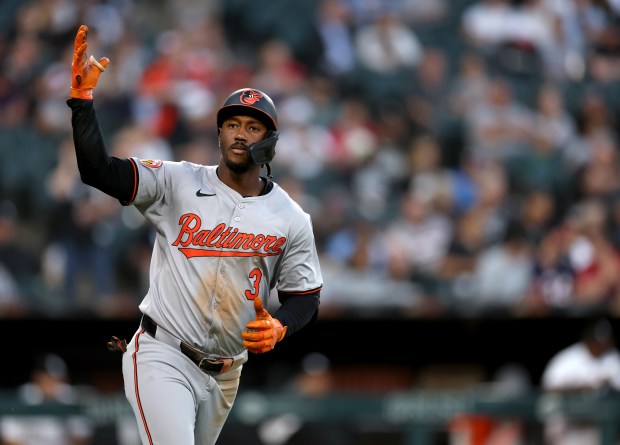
[240,90,263,105]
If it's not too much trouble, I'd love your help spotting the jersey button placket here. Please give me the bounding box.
[234,201,246,223]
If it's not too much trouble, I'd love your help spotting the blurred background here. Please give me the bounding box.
[1,0,620,443]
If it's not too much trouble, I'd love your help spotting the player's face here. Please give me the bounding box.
[219,116,268,174]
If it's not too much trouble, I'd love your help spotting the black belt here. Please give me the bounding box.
[141,314,239,376]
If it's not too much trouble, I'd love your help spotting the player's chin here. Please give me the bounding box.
[224,155,252,174]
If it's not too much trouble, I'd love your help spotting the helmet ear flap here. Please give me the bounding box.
[248,131,279,165]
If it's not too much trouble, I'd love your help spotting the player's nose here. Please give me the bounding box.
[233,126,249,141]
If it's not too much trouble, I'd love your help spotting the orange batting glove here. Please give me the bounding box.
[70,25,109,100]
[242,297,288,354]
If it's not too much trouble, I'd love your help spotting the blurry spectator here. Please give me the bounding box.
[507,0,556,71]
[375,98,412,150]
[441,151,480,215]
[320,212,422,315]
[353,9,424,68]
[134,28,219,143]
[540,318,620,445]
[587,20,620,84]
[521,226,576,316]
[497,0,556,79]
[384,191,453,306]
[563,199,620,315]
[406,134,453,214]
[0,353,95,445]
[325,97,379,169]
[324,214,390,276]
[0,200,41,305]
[572,132,620,202]
[302,75,342,128]
[543,0,611,81]
[0,72,30,129]
[469,159,513,246]
[565,90,618,171]
[503,122,572,200]
[518,189,558,245]
[448,51,492,119]
[462,0,555,78]
[3,33,46,95]
[461,0,512,51]
[34,44,76,135]
[468,220,533,315]
[465,76,535,163]
[530,84,577,157]
[405,47,453,136]
[350,132,410,220]
[273,94,335,181]
[101,27,150,100]
[437,209,487,307]
[353,10,423,103]
[314,0,356,79]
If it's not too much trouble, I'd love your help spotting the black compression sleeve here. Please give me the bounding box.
[274,291,320,337]
[67,98,137,204]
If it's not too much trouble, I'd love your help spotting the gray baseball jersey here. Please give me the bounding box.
[130,158,323,357]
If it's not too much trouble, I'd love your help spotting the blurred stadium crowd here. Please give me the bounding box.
[0,0,620,319]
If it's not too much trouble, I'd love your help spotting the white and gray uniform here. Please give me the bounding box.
[121,159,323,445]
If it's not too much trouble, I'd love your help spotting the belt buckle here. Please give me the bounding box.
[198,356,225,375]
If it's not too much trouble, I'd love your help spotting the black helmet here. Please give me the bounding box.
[217,88,278,131]
[217,88,279,166]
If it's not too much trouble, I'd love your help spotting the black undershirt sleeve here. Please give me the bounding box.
[67,98,137,204]
[274,291,320,337]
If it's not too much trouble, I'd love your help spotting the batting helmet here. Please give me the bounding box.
[217,88,279,166]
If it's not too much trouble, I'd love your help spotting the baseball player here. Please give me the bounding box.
[66,25,323,445]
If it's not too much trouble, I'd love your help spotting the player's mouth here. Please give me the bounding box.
[230,143,248,155]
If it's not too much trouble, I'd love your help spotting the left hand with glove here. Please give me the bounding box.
[242,297,288,354]
[70,24,109,100]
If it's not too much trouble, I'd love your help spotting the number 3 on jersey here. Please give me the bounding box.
[245,268,262,300]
